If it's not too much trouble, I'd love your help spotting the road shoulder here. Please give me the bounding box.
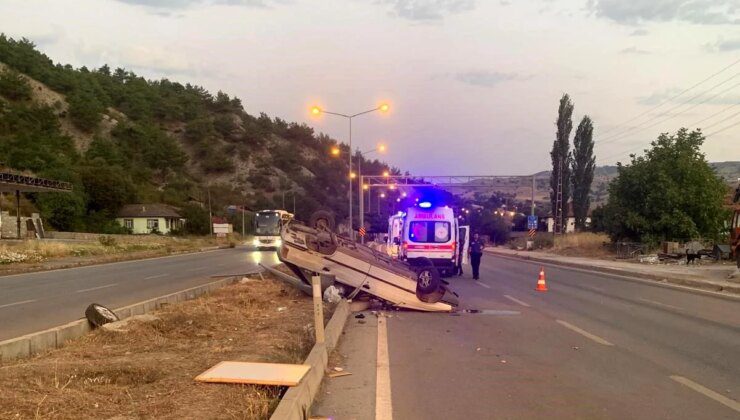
[485,247,740,295]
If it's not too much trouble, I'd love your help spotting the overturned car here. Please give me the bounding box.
[276,214,459,312]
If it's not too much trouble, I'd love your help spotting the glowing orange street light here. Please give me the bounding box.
[389,184,396,190]
[330,147,340,156]
[378,143,387,153]
[363,184,369,190]
[383,170,390,177]
[350,172,357,179]
[380,192,386,198]
[379,103,390,112]
[311,106,321,115]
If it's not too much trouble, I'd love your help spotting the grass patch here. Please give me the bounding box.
[0,276,316,419]
[551,232,611,257]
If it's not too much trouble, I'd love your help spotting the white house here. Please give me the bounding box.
[116,204,184,234]
[545,205,591,233]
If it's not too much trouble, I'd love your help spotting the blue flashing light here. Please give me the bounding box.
[419,201,432,208]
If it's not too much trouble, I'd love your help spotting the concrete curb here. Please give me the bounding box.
[0,269,262,362]
[270,299,350,420]
[486,249,740,295]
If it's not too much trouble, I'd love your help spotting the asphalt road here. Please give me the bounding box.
[0,247,279,341]
[316,253,740,419]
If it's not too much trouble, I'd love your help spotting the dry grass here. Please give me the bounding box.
[550,232,612,258]
[0,277,316,420]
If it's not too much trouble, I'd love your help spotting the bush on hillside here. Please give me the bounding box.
[0,68,32,100]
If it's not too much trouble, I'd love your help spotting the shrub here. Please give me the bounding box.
[98,235,117,247]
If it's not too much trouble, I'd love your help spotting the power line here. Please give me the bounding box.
[599,56,740,136]
[705,118,740,137]
[701,110,740,131]
[687,102,740,128]
[598,76,740,146]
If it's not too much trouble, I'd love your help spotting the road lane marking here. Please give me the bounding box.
[376,315,393,420]
[638,298,683,311]
[75,283,118,293]
[144,273,170,280]
[670,375,740,413]
[475,281,491,289]
[0,299,36,309]
[556,320,614,346]
[504,295,531,307]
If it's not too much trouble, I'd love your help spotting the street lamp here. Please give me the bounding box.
[358,143,387,243]
[311,103,390,239]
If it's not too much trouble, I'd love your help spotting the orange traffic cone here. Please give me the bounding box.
[535,267,548,292]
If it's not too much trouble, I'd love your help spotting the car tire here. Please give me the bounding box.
[309,209,336,232]
[415,258,441,295]
[85,303,120,327]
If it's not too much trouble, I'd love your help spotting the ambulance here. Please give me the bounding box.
[388,203,468,277]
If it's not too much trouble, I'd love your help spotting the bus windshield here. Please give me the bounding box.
[255,212,281,236]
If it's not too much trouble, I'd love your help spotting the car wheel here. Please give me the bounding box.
[85,303,120,328]
[309,209,336,232]
[415,265,441,295]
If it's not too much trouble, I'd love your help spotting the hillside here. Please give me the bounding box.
[0,35,393,233]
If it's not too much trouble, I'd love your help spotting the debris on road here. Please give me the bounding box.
[328,371,352,378]
[332,367,344,372]
[84,303,119,327]
[354,313,365,319]
[195,361,310,386]
[323,285,343,303]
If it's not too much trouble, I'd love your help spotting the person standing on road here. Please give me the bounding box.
[469,233,485,280]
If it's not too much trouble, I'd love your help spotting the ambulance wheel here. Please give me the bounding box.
[415,263,441,295]
[309,210,336,232]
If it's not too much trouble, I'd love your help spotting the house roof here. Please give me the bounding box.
[118,204,182,218]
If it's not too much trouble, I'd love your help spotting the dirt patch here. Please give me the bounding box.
[0,277,318,419]
[548,233,613,258]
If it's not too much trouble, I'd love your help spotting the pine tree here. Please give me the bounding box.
[571,115,595,230]
[550,94,573,232]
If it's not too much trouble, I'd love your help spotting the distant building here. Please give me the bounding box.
[116,204,184,234]
[544,204,591,233]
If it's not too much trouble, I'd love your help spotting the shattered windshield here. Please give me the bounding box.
[255,212,280,236]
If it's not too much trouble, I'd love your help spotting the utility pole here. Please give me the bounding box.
[555,159,563,235]
[531,175,536,216]
[241,204,245,237]
[207,187,213,236]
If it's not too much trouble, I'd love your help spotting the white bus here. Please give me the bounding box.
[253,210,293,250]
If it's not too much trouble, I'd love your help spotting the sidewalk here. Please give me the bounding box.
[485,247,740,295]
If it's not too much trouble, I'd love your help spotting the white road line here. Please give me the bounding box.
[144,273,170,280]
[475,281,491,289]
[376,315,393,420]
[0,299,36,309]
[75,283,118,293]
[556,320,614,346]
[638,298,683,311]
[503,294,531,307]
[670,375,740,413]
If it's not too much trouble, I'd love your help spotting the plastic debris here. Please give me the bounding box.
[323,285,343,304]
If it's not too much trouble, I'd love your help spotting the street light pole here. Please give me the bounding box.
[311,104,389,240]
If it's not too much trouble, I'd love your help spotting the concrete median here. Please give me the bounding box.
[270,299,350,420]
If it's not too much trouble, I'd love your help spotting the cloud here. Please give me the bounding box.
[113,0,286,10]
[587,0,740,25]
[630,28,649,36]
[454,70,531,87]
[379,0,477,21]
[706,37,740,51]
[620,46,651,54]
[638,86,740,106]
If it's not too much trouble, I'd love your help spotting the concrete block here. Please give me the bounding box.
[55,320,91,346]
[130,304,145,316]
[115,307,132,319]
[29,329,58,355]
[0,336,31,361]
[143,300,157,313]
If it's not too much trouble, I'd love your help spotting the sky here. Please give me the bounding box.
[1,0,739,175]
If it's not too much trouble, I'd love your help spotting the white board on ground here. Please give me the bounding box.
[194,361,310,386]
